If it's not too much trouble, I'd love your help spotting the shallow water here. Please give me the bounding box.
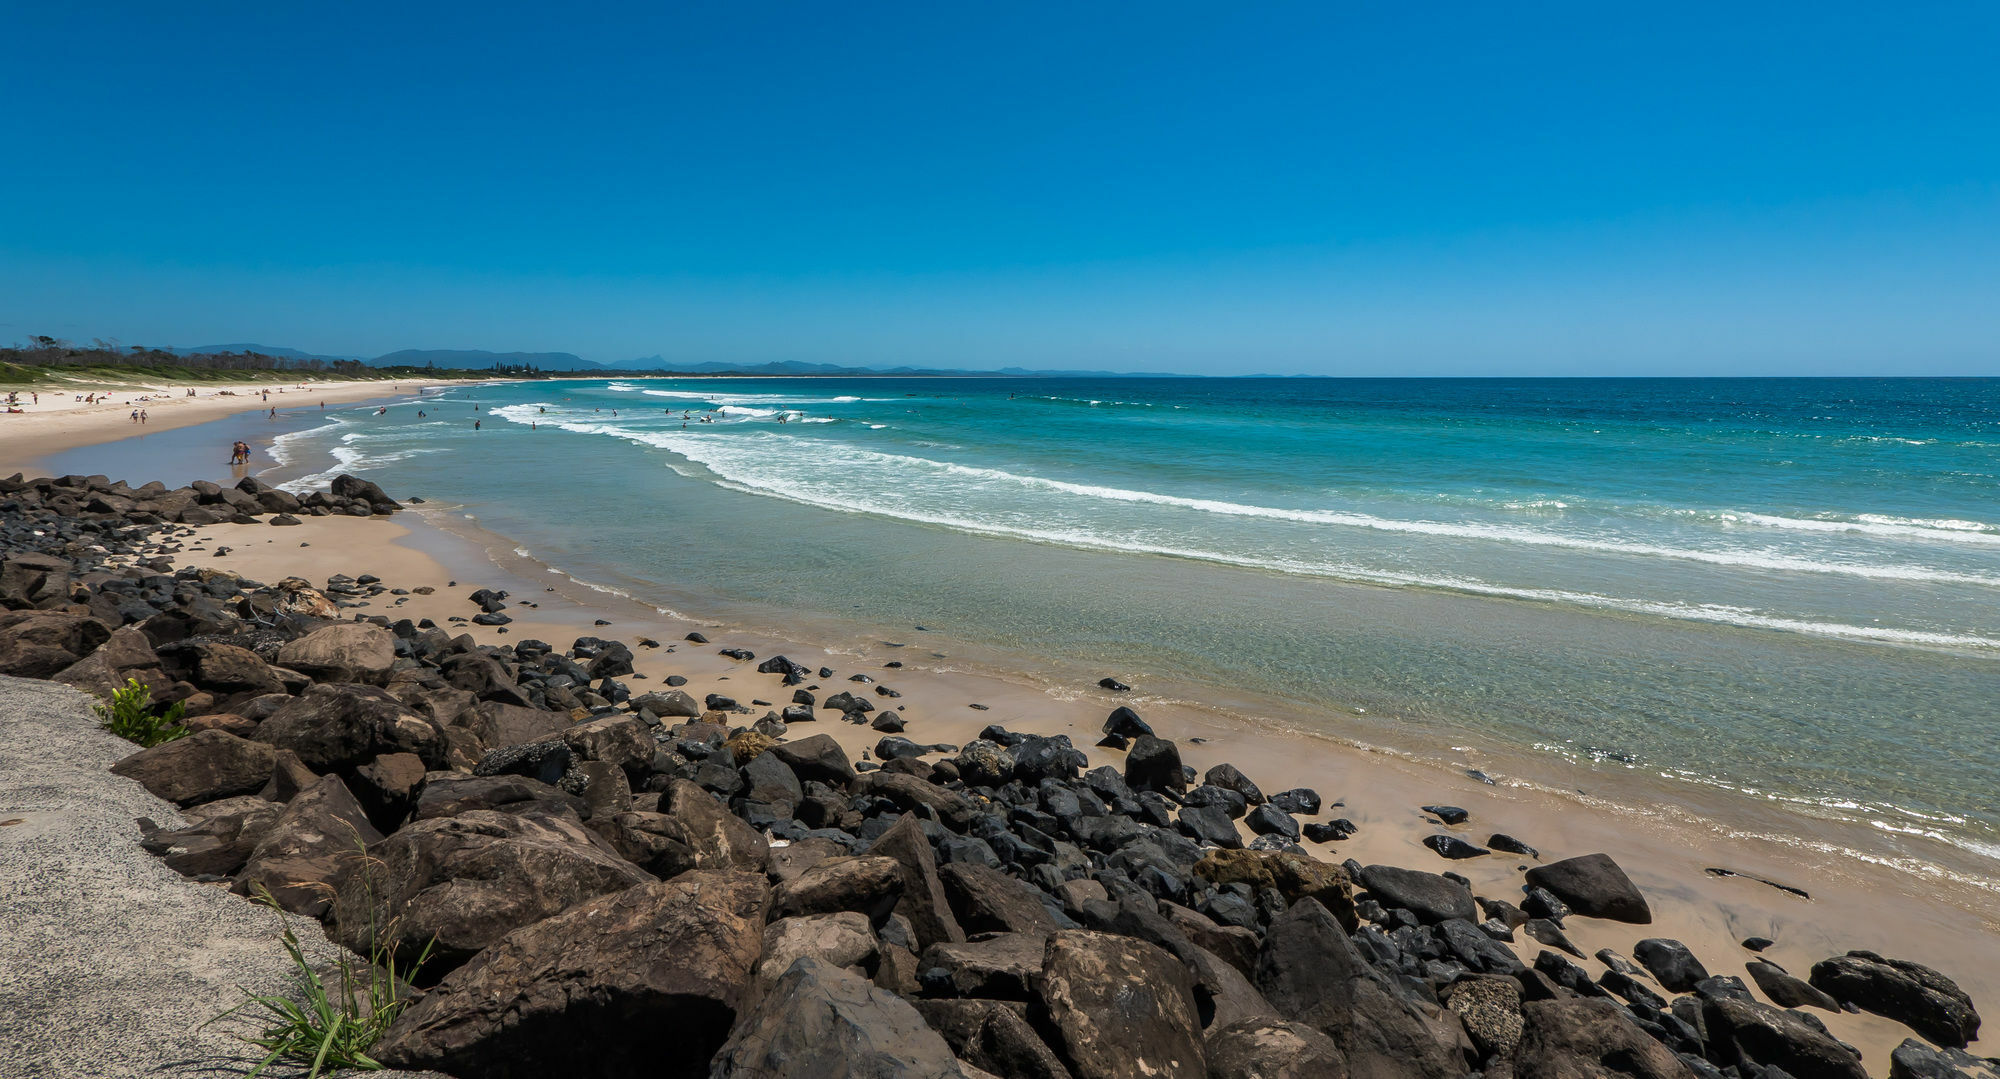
[52,375,2000,888]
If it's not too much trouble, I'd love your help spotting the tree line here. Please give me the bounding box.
[4,336,375,374]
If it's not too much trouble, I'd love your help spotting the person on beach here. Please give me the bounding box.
[130,409,139,423]
[269,407,276,419]
[140,409,147,424]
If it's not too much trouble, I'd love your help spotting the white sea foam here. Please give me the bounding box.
[483,406,2000,651]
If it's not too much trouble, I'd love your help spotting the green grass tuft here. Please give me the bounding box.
[210,885,431,1078]
[95,678,188,747]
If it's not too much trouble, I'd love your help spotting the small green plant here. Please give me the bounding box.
[95,677,187,747]
[209,884,431,1078]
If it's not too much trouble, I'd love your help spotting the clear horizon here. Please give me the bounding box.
[4,4,1996,377]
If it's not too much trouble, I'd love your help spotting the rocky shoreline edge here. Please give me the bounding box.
[1,470,1990,1079]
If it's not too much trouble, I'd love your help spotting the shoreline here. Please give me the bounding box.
[0,376,470,476]
[5,407,1992,1072]
[184,506,1996,1069]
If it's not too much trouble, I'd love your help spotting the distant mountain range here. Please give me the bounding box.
[169,343,1170,378]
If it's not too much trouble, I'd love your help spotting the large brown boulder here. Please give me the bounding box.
[593,779,768,879]
[713,956,976,1078]
[253,683,445,772]
[916,998,1071,1079]
[1514,998,1694,1079]
[52,625,167,698]
[276,622,396,684]
[1253,898,1464,1079]
[940,862,1059,936]
[0,609,110,677]
[0,552,73,609]
[1204,1017,1348,1079]
[330,808,654,973]
[1034,930,1205,1079]
[562,713,653,777]
[233,774,382,916]
[757,912,879,984]
[466,700,567,750]
[413,772,587,821]
[867,812,966,950]
[772,855,906,922]
[375,870,770,1079]
[137,794,283,877]
[179,641,287,696]
[1808,950,1981,1048]
[110,730,276,807]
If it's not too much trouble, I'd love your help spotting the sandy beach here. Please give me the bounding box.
[175,506,1997,1070]
[3,398,1992,1075]
[0,376,454,476]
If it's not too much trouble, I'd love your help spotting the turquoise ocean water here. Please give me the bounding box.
[62,376,2000,887]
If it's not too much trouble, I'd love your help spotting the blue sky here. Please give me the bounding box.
[3,3,1996,374]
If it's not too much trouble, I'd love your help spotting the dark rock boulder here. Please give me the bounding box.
[1104,706,1153,739]
[770,732,858,788]
[1701,996,1866,1079]
[1809,950,1981,1048]
[233,774,382,916]
[332,808,654,974]
[916,998,1072,1079]
[922,931,1048,1001]
[1124,735,1187,794]
[1035,930,1206,1079]
[177,641,287,696]
[1358,864,1476,924]
[951,740,1016,788]
[939,862,1058,936]
[0,610,111,677]
[1524,853,1651,923]
[714,956,975,1078]
[595,779,769,879]
[867,812,966,950]
[136,795,282,877]
[254,683,444,772]
[1253,899,1464,1079]
[275,622,397,684]
[466,701,569,751]
[1888,1039,2000,1079]
[773,855,905,923]
[413,772,587,821]
[1203,763,1266,805]
[631,688,702,718]
[376,870,769,1079]
[1194,849,1358,931]
[1267,788,1321,815]
[1633,938,1710,994]
[1422,834,1489,859]
[1746,959,1841,1011]
[110,729,275,807]
[1514,997,1695,1079]
[1204,1017,1348,1079]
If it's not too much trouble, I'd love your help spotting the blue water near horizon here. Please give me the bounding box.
[66,375,2000,887]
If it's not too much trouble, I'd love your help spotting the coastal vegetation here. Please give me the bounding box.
[212,886,430,1078]
[94,677,187,747]
[0,337,537,386]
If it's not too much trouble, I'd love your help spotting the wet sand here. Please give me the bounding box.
[184,508,1997,1069]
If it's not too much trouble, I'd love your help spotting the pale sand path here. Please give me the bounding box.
[0,378,455,475]
[0,676,444,1079]
[185,511,1996,1070]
